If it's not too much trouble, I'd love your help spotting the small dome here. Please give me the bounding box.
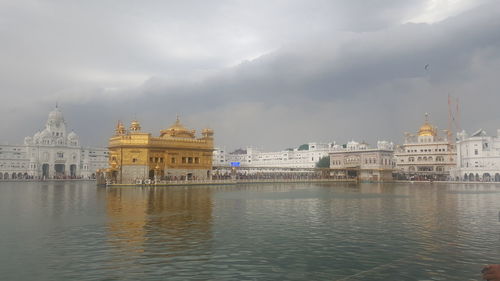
[130,120,141,131]
[33,131,41,139]
[68,131,79,140]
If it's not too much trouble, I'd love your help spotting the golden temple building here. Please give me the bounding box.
[105,117,214,184]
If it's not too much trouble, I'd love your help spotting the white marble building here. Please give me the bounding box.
[0,106,108,180]
[213,142,335,168]
[329,140,395,181]
[394,115,456,180]
[451,129,500,181]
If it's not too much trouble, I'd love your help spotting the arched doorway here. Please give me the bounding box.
[483,173,491,182]
[54,164,65,178]
[12,173,16,179]
[111,171,118,183]
[23,173,28,179]
[495,173,500,182]
[4,172,8,179]
[0,173,3,180]
[42,164,50,179]
[463,173,468,181]
[17,172,22,179]
[70,164,77,178]
[469,173,474,181]
[475,173,480,181]
[149,170,155,180]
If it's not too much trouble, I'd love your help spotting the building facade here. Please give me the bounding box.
[394,115,456,180]
[105,118,214,184]
[0,106,108,180]
[451,129,500,181]
[329,140,395,181]
[213,142,335,169]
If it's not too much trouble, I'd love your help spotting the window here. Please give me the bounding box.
[195,157,200,164]
[475,149,478,155]
[172,157,176,164]
[57,152,64,158]
[182,157,186,163]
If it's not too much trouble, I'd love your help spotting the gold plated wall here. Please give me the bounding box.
[106,119,214,183]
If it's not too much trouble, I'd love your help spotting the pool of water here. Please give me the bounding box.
[1,181,499,280]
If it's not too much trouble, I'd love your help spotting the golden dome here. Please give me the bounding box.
[418,114,436,136]
[160,116,195,138]
[130,120,141,132]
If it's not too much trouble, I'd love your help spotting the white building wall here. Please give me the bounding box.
[451,129,500,181]
[213,142,336,168]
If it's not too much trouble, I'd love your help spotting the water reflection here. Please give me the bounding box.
[1,182,500,280]
[104,187,214,265]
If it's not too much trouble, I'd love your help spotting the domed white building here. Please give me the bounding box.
[0,106,108,180]
[394,114,456,180]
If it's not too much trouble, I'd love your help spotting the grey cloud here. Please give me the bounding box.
[1,1,499,152]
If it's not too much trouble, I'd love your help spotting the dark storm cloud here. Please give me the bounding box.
[0,0,498,151]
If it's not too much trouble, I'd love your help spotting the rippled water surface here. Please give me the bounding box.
[1,181,500,280]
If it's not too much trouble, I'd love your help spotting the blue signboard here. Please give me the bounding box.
[230,162,240,167]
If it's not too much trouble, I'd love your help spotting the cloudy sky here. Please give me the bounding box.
[1,0,499,151]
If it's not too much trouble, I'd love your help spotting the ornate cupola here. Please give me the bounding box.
[201,128,214,139]
[115,121,126,135]
[130,120,141,132]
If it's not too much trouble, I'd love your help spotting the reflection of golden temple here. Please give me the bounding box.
[104,187,213,258]
[104,118,214,184]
